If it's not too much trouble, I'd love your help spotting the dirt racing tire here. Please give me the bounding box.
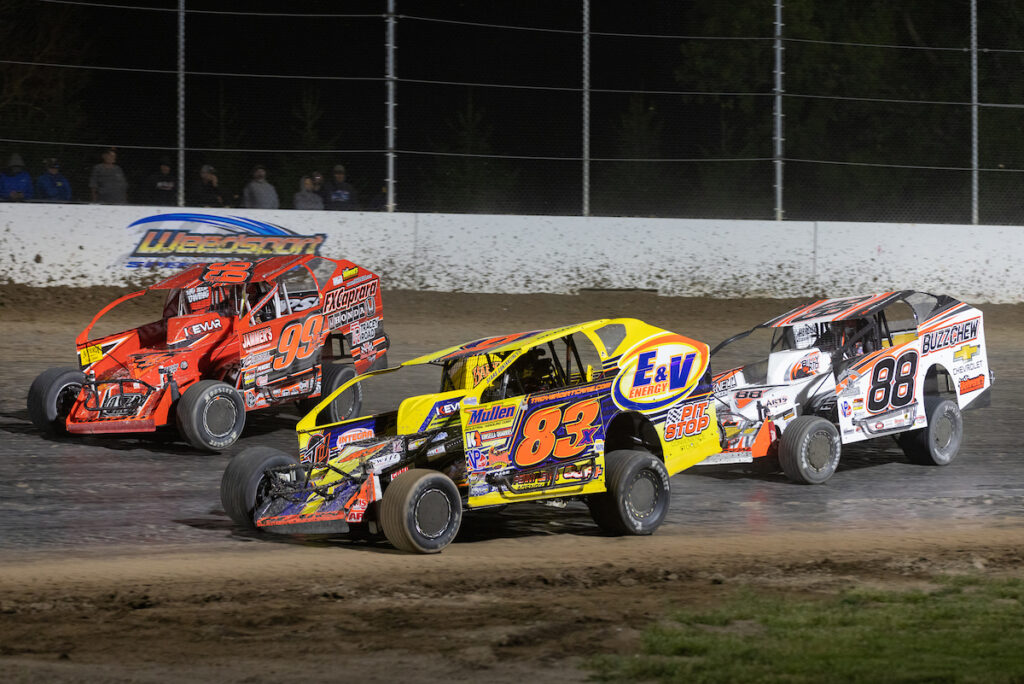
[588,450,671,535]
[380,469,462,553]
[27,367,85,435]
[779,415,842,484]
[220,447,299,528]
[898,397,963,466]
[176,380,246,452]
[299,363,361,423]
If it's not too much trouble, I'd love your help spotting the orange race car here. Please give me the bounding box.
[28,256,388,451]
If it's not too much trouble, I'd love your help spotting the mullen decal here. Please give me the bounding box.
[468,405,515,425]
[922,319,979,355]
[242,326,274,349]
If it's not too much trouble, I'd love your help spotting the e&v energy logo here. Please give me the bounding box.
[612,332,709,412]
[124,213,326,269]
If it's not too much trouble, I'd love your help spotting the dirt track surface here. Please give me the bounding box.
[1,286,1023,682]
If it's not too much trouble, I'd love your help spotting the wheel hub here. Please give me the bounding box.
[204,396,237,437]
[414,488,451,539]
[806,432,833,471]
[933,414,953,450]
[626,472,658,519]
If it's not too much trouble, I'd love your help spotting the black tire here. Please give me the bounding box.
[27,367,84,434]
[299,363,362,423]
[779,415,842,484]
[220,447,298,528]
[176,380,246,451]
[898,397,963,466]
[588,450,671,535]
[380,469,462,553]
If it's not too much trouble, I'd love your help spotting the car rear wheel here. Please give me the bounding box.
[588,450,670,535]
[380,469,462,553]
[177,380,246,451]
[298,363,361,423]
[898,397,963,466]
[779,415,841,484]
[220,447,299,528]
[27,367,84,434]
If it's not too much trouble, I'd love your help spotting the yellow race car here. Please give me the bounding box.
[220,318,722,553]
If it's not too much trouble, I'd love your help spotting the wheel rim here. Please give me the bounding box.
[626,470,659,519]
[331,387,357,421]
[204,396,237,437]
[932,413,953,450]
[805,431,834,472]
[55,382,81,419]
[414,488,452,539]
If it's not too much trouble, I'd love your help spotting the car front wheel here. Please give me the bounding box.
[27,367,84,434]
[380,469,462,553]
[779,415,841,484]
[176,380,246,451]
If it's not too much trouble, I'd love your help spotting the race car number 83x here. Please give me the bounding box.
[513,399,600,468]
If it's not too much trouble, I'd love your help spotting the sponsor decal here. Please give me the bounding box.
[126,214,325,267]
[287,295,319,312]
[790,351,820,380]
[528,381,611,405]
[466,447,492,471]
[959,374,985,394]
[468,405,516,425]
[352,318,378,345]
[712,372,738,393]
[186,317,222,338]
[921,319,980,355]
[664,400,711,441]
[953,343,980,363]
[245,390,258,408]
[342,266,359,280]
[511,468,553,490]
[734,389,764,410]
[323,281,378,314]
[612,332,708,412]
[241,350,273,367]
[185,286,210,303]
[242,326,273,349]
[334,427,374,447]
[841,401,852,418]
[562,462,602,481]
[436,400,460,417]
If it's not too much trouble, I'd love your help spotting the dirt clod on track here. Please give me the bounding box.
[1,285,1022,683]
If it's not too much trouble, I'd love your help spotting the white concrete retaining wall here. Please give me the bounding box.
[0,203,1021,302]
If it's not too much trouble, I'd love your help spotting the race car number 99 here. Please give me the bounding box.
[272,315,325,371]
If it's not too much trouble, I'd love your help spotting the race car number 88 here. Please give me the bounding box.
[868,350,918,412]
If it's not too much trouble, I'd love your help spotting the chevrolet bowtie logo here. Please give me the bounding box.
[953,343,979,362]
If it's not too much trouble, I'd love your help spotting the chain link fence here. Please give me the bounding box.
[2,0,1023,224]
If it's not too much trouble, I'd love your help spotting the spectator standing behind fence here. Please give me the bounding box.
[144,157,177,206]
[35,158,71,202]
[241,164,279,209]
[191,164,225,207]
[1,153,34,201]
[321,164,358,210]
[89,148,128,204]
[293,175,324,210]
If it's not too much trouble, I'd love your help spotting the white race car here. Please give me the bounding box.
[702,291,993,483]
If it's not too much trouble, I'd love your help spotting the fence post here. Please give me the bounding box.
[386,0,397,212]
[582,0,591,217]
[773,0,784,221]
[970,0,979,225]
[177,0,186,207]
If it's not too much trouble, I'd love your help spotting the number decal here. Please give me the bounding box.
[202,261,253,284]
[867,350,918,412]
[513,399,601,468]
[272,315,325,371]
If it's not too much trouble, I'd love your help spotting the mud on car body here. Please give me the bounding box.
[28,255,388,451]
[701,291,992,483]
[220,318,723,552]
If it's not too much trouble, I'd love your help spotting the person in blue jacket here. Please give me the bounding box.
[36,158,72,202]
[0,153,33,201]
